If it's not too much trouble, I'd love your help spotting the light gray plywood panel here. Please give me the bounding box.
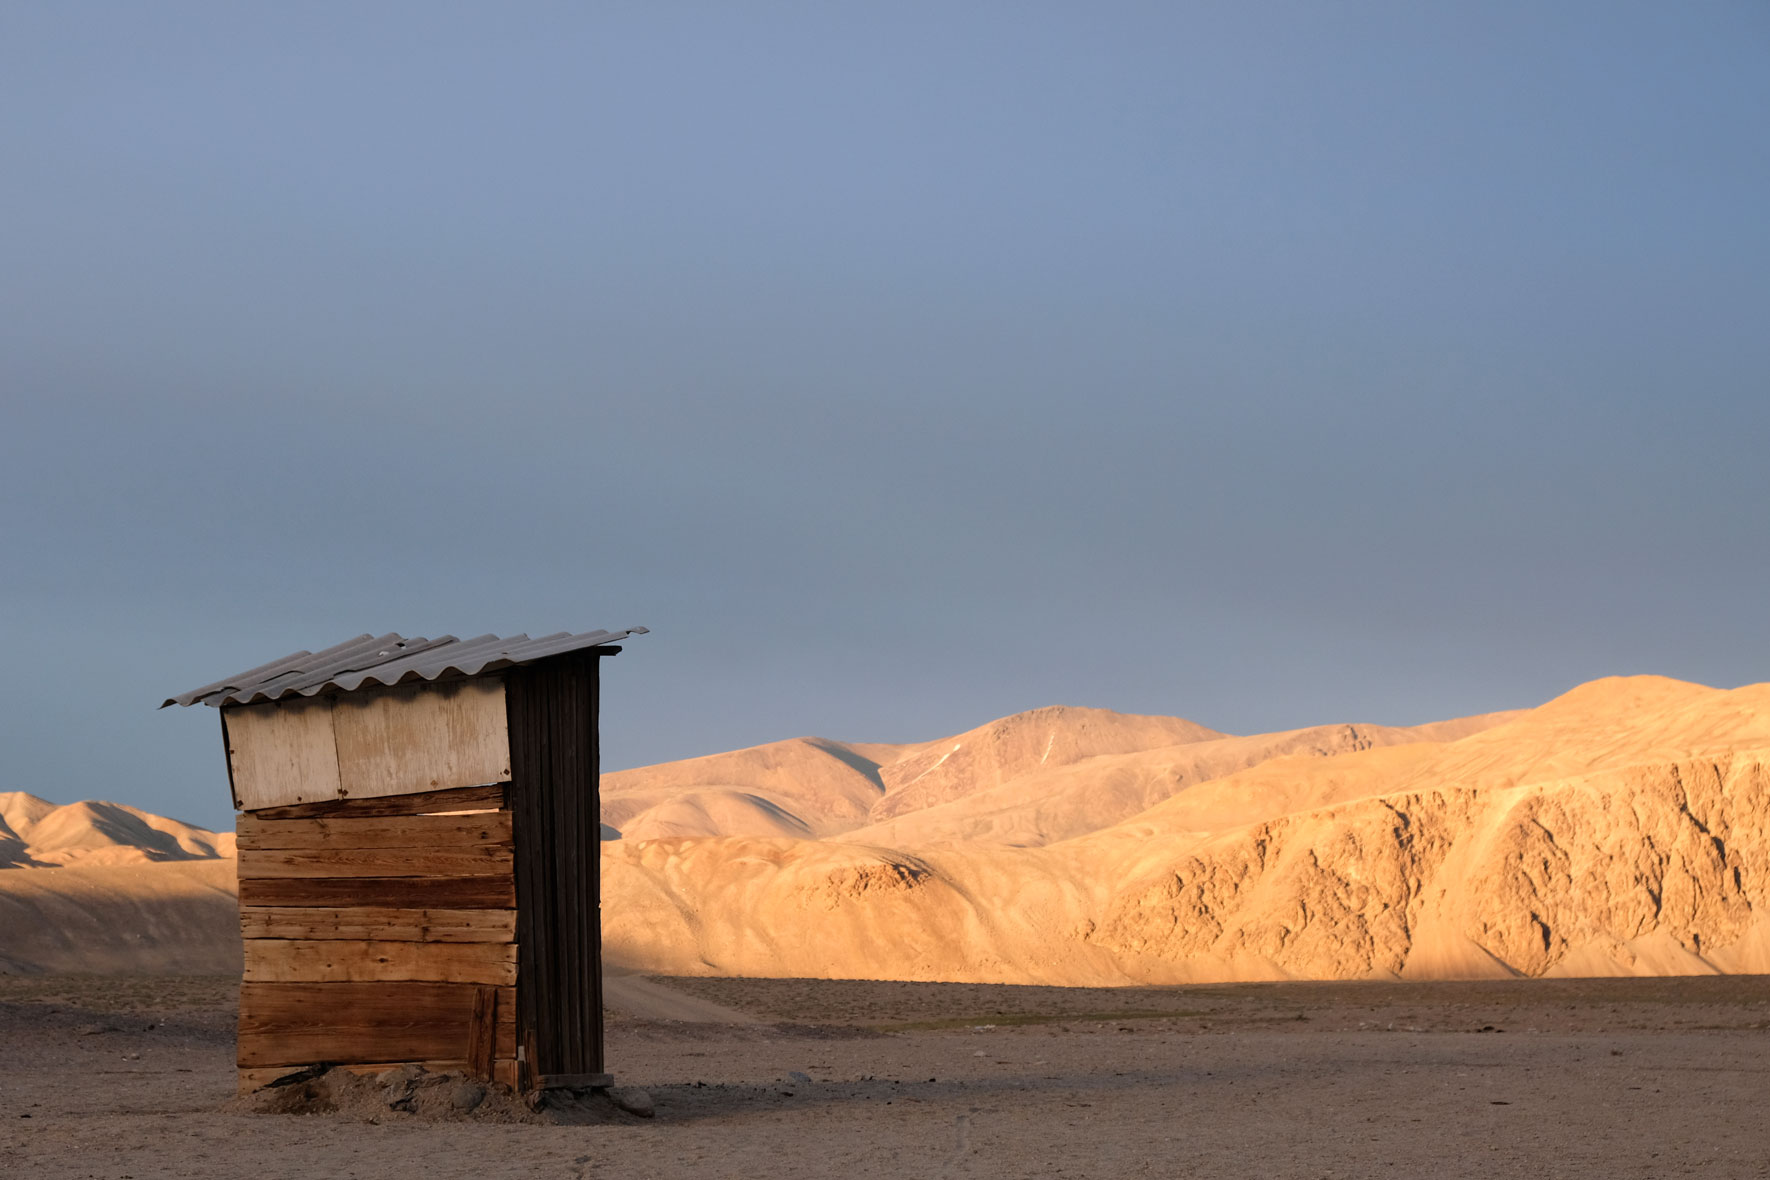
[226,698,342,811]
[332,679,510,801]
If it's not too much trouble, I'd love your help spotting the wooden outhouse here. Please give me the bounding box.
[163,628,645,1094]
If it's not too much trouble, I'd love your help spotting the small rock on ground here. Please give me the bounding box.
[607,1087,654,1118]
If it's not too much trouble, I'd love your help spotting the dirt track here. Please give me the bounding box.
[2,974,1768,1178]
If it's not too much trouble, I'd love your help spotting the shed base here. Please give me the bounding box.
[534,1072,614,1091]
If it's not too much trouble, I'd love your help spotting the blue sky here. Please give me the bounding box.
[3,3,1767,830]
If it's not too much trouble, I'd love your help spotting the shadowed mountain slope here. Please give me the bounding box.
[0,859,241,974]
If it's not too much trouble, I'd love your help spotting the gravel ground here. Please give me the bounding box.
[2,974,1768,1179]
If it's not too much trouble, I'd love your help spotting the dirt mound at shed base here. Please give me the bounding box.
[234,1064,645,1125]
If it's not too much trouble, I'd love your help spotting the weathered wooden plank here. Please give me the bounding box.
[522,1027,540,1094]
[239,906,516,943]
[249,783,507,820]
[236,811,513,852]
[225,698,342,811]
[238,876,516,909]
[236,844,512,880]
[242,939,517,985]
[237,1030,518,1074]
[332,679,511,801]
[469,986,497,1082]
[238,981,515,1067]
[237,1058,518,1095]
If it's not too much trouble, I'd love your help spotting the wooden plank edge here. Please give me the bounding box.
[236,847,514,880]
[469,986,497,1082]
[237,876,516,908]
[236,811,514,851]
[238,907,517,943]
[248,783,509,821]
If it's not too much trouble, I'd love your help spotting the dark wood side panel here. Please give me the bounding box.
[249,783,508,821]
[507,651,606,1083]
[238,876,515,909]
[237,981,515,1067]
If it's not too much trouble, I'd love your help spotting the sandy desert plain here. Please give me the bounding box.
[5,674,1770,1177]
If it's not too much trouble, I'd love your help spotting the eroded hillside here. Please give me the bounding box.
[602,677,1770,984]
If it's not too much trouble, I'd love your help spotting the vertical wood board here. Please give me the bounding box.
[469,986,498,1082]
[509,652,606,1084]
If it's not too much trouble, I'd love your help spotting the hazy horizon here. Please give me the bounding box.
[4,3,1767,830]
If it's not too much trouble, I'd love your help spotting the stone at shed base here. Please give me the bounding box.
[238,1066,538,1123]
[607,1087,654,1118]
[378,1064,422,1110]
[449,1080,487,1113]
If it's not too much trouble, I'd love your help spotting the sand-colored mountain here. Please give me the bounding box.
[601,736,892,840]
[840,714,1518,848]
[601,677,1770,985]
[601,704,1520,848]
[11,676,1770,986]
[602,706,1243,844]
[0,792,235,869]
[866,706,1226,824]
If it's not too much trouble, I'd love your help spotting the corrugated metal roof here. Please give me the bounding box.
[162,628,648,708]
